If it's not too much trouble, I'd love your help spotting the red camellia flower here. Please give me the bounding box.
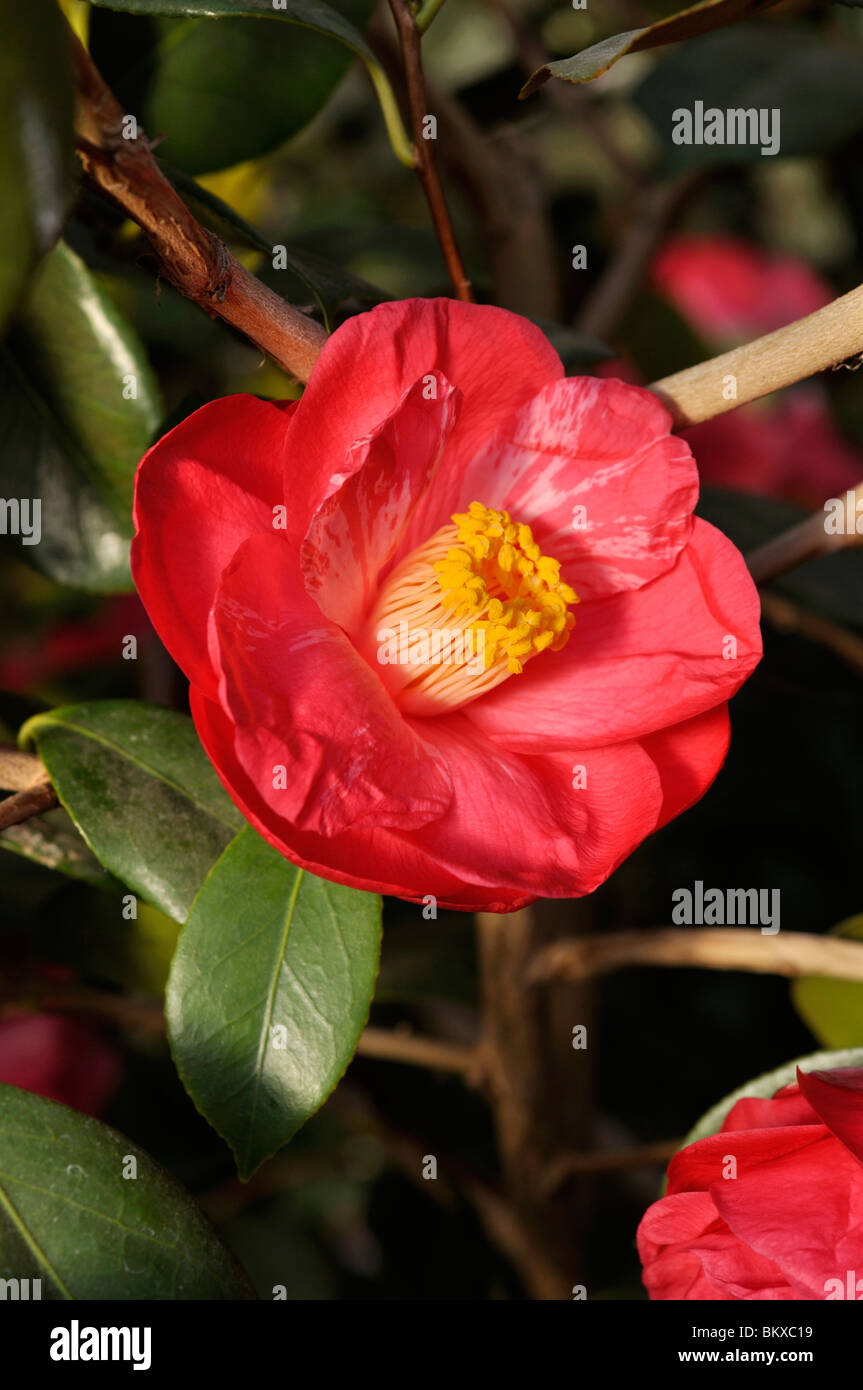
[638,1066,863,1300]
[132,299,761,911]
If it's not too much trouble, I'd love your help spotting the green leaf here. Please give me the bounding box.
[98,3,374,175]
[520,0,782,95]
[0,0,74,332]
[0,1083,254,1298]
[0,807,109,887]
[0,241,162,592]
[160,160,388,327]
[636,26,863,171]
[681,1046,863,1149]
[19,702,245,922]
[88,0,414,167]
[90,0,378,60]
[167,827,382,1179]
[791,916,863,1049]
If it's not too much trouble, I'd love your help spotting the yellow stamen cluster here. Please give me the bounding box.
[432,502,579,675]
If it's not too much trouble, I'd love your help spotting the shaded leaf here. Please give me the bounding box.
[791,916,863,1049]
[167,827,381,1179]
[0,0,74,331]
[0,242,162,592]
[94,3,374,175]
[0,1083,254,1298]
[521,0,782,95]
[531,318,614,370]
[19,702,245,923]
[0,807,109,887]
[636,26,863,171]
[161,161,388,327]
[89,0,378,61]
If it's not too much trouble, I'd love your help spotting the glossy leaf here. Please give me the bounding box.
[89,0,378,61]
[521,0,782,95]
[636,26,863,171]
[19,702,245,923]
[0,0,74,331]
[90,0,413,167]
[791,917,863,1049]
[93,2,374,174]
[0,1084,254,1298]
[167,827,382,1179]
[0,242,161,592]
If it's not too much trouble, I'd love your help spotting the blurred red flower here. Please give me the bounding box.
[0,1013,122,1117]
[651,236,861,507]
[638,1066,863,1300]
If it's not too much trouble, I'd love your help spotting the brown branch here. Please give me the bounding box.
[539,1138,681,1197]
[0,749,48,793]
[745,482,863,584]
[69,30,326,383]
[476,902,597,1295]
[650,283,863,427]
[0,783,57,832]
[759,589,863,679]
[464,1179,570,1300]
[388,0,473,302]
[355,1025,482,1081]
[529,929,863,986]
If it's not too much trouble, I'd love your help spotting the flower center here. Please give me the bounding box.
[366,501,579,716]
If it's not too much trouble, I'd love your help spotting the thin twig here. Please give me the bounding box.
[529,929,863,985]
[464,1179,570,1300]
[388,0,473,302]
[0,783,57,832]
[759,589,863,678]
[355,1025,482,1081]
[745,482,863,585]
[368,11,559,315]
[650,284,863,427]
[415,0,449,32]
[540,1139,681,1197]
[69,29,327,382]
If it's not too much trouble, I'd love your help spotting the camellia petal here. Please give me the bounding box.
[212,534,452,838]
[132,395,294,699]
[396,714,666,900]
[282,297,563,540]
[640,704,730,832]
[638,1069,863,1300]
[301,372,461,638]
[468,519,761,753]
[189,687,536,912]
[455,376,699,599]
[797,1067,863,1166]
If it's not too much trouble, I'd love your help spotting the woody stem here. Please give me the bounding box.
[389,0,473,302]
